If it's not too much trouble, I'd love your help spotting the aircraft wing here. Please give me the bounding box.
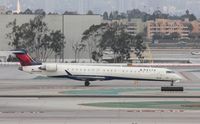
[74,75,107,81]
[65,70,107,81]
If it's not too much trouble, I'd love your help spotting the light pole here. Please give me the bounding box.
[61,14,65,63]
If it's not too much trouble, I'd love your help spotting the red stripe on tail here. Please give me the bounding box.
[13,49,42,66]
[15,53,32,66]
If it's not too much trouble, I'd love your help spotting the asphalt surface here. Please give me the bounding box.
[0,97,200,124]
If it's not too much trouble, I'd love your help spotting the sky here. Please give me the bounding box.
[0,0,200,17]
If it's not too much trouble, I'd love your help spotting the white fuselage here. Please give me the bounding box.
[21,63,182,82]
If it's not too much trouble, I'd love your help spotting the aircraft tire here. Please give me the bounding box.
[85,81,90,86]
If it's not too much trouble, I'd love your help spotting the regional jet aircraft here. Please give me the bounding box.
[13,50,182,86]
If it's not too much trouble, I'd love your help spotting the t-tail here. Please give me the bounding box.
[12,49,42,66]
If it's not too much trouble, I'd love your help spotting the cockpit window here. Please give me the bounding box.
[166,71,175,73]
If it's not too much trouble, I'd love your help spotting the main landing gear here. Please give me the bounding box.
[161,80,184,91]
[171,81,174,87]
[85,81,90,87]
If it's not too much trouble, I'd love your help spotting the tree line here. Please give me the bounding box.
[81,23,146,63]
[103,9,197,22]
[6,15,146,63]
[5,7,197,22]
[6,9,96,15]
[6,15,65,62]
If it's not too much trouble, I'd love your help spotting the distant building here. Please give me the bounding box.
[125,19,146,36]
[147,19,190,39]
[104,18,146,36]
[191,20,200,33]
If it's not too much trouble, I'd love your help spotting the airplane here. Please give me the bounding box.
[13,49,182,87]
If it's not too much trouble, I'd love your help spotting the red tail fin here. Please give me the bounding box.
[13,49,41,66]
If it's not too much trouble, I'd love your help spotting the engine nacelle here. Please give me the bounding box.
[46,64,57,72]
[39,64,57,72]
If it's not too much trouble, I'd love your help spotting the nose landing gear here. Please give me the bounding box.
[161,80,184,91]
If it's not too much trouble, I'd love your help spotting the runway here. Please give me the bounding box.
[0,65,200,124]
[1,110,200,124]
[0,97,200,124]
